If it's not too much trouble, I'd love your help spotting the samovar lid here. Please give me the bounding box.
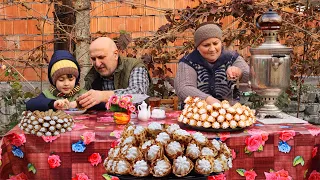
[257,8,282,30]
[250,9,292,54]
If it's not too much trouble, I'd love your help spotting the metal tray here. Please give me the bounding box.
[179,122,244,132]
[113,171,218,180]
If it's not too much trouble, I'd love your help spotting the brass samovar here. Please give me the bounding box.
[250,9,292,118]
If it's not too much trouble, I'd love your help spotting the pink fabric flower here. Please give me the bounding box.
[7,133,26,147]
[48,154,61,168]
[118,99,128,109]
[265,172,278,180]
[88,153,102,166]
[42,135,60,143]
[128,105,136,113]
[105,101,111,110]
[307,127,320,136]
[110,130,122,138]
[8,172,28,180]
[245,134,263,152]
[275,169,292,179]
[121,96,132,104]
[279,130,295,142]
[265,169,292,180]
[232,149,236,159]
[73,123,88,131]
[312,147,318,158]
[247,129,269,145]
[82,132,95,145]
[219,132,230,141]
[109,95,119,105]
[244,170,257,180]
[308,170,320,180]
[72,173,90,180]
[208,173,226,180]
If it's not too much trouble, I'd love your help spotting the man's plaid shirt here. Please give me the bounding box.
[102,67,149,95]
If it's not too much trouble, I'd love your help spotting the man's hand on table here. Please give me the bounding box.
[78,90,114,109]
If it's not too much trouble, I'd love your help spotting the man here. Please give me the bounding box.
[78,37,152,109]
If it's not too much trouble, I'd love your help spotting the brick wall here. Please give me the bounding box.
[0,0,236,81]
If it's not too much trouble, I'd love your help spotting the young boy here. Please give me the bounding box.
[26,50,105,111]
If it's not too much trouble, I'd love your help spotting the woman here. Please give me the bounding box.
[174,22,249,104]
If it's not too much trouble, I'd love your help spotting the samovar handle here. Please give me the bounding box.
[271,54,285,70]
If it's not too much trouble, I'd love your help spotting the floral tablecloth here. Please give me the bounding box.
[0,110,320,180]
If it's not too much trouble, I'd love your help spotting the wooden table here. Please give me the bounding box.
[0,110,320,180]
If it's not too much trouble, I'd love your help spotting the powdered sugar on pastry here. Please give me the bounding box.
[108,148,114,157]
[175,129,190,136]
[201,147,214,156]
[212,159,223,172]
[211,139,221,151]
[174,156,191,174]
[123,136,135,145]
[134,125,145,135]
[148,122,162,131]
[166,124,180,134]
[198,159,211,172]
[125,147,139,160]
[156,132,170,144]
[167,141,182,154]
[154,160,170,175]
[186,144,200,157]
[133,160,149,175]
[141,140,153,150]
[148,145,160,160]
[117,160,129,174]
[192,132,206,145]
[113,147,120,157]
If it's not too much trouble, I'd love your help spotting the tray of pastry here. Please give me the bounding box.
[104,122,233,179]
[177,96,256,132]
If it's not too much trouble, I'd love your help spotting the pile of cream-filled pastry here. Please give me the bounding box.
[104,122,232,177]
[18,110,74,136]
[178,96,256,129]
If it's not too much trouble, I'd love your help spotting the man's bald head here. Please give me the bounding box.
[90,37,118,52]
[89,37,119,77]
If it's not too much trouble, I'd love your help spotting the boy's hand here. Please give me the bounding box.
[54,99,70,110]
[69,101,77,109]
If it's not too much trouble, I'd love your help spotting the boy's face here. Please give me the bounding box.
[55,74,76,94]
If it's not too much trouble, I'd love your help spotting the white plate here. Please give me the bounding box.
[64,109,87,116]
[151,114,166,119]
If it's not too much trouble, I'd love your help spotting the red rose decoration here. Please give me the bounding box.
[312,147,318,158]
[232,149,236,159]
[219,132,230,142]
[8,172,28,180]
[48,154,61,168]
[208,174,226,180]
[279,130,295,142]
[42,135,60,143]
[88,153,102,166]
[244,170,257,180]
[7,133,26,147]
[308,170,320,180]
[72,173,90,180]
[245,134,263,152]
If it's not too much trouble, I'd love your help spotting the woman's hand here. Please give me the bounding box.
[54,99,70,110]
[206,96,221,105]
[226,66,242,80]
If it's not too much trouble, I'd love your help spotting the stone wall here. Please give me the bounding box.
[283,90,320,124]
